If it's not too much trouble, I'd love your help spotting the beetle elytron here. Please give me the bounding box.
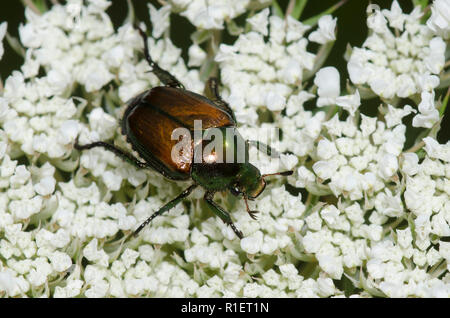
[75,25,292,239]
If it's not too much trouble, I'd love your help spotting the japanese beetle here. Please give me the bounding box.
[75,25,293,239]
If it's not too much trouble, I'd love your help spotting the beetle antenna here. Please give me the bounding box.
[262,170,293,178]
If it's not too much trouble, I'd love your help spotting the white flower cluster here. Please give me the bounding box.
[347,1,445,99]
[427,0,450,39]
[216,9,336,126]
[0,0,203,297]
[0,0,449,298]
[168,0,271,30]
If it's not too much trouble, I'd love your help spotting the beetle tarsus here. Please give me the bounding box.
[228,222,243,239]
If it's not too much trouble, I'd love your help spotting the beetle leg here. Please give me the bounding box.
[74,138,149,169]
[243,195,259,220]
[75,137,186,181]
[246,140,281,159]
[133,184,198,236]
[204,191,243,239]
[135,25,184,89]
[204,77,236,123]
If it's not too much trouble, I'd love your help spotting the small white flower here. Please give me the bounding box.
[385,104,416,128]
[382,0,405,30]
[439,241,450,260]
[75,58,114,92]
[423,137,449,162]
[412,91,439,129]
[188,44,207,67]
[427,0,450,39]
[265,91,286,111]
[320,205,340,226]
[0,269,29,296]
[247,8,269,36]
[178,0,250,30]
[34,176,56,196]
[374,188,403,217]
[401,153,419,176]
[82,238,109,267]
[121,248,139,269]
[314,67,340,106]
[313,160,337,180]
[317,138,338,160]
[296,166,315,188]
[367,4,389,34]
[148,4,172,38]
[378,153,398,180]
[308,15,337,44]
[49,251,72,272]
[241,231,263,254]
[54,279,83,298]
[336,89,361,117]
[424,37,446,74]
[316,253,343,280]
[286,15,310,43]
[88,107,117,140]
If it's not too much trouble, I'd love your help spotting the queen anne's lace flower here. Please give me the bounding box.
[0,0,448,299]
[347,1,445,99]
[168,0,269,30]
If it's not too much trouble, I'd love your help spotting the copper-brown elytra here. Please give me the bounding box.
[75,25,293,239]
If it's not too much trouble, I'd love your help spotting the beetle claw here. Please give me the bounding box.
[247,210,259,220]
[74,135,81,150]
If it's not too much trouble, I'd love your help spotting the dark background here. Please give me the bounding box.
[0,0,448,143]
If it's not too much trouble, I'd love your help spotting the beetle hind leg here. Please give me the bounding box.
[135,25,184,89]
[204,77,236,123]
[74,137,148,169]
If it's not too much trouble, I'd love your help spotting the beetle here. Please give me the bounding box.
[74,25,293,239]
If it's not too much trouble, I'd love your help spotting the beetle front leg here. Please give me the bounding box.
[134,184,198,236]
[135,25,184,89]
[246,140,281,159]
[204,191,243,239]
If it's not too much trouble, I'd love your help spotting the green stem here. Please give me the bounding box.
[439,87,450,117]
[272,0,284,18]
[291,0,308,20]
[303,0,348,26]
[21,0,41,14]
[404,140,425,153]
[382,217,404,236]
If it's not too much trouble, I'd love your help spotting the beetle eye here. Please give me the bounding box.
[230,186,241,196]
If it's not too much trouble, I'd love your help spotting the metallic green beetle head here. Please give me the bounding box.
[232,163,293,199]
[235,163,266,199]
